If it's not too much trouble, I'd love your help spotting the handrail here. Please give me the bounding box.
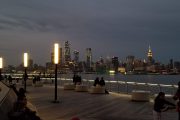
[2,75,178,95]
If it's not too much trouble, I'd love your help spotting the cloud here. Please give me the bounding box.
[0,0,180,65]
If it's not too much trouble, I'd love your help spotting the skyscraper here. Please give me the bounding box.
[112,57,119,72]
[126,55,135,72]
[64,41,71,64]
[86,48,92,69]
[147,45,154,65]
[73,50,79,64]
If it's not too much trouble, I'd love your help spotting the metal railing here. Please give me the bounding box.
[2,74,178,95]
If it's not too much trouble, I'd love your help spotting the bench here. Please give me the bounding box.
[75,85,88,92]
[89,86,105,94]
[63,83,75,90]
[131,90,150,102]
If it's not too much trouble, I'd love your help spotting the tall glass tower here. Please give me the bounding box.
[64,41,71,64]
[86,48,92,69]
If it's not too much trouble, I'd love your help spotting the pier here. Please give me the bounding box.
[26,85,177,120]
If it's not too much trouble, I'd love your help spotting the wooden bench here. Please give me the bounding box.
[131,90,150,102]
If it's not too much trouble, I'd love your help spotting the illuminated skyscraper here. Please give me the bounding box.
[147,45,154,64]
[86,48,92,69]
[147,46,152,59]
[64,41,71,64]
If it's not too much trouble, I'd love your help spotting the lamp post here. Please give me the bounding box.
[24,53,28,92]
[0,57,3,81]
[53,43,59,103]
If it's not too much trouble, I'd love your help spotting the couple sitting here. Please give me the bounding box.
[94,77,105,87]
[93,77,109,94]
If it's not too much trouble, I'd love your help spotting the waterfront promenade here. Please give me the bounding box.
[26,85,177,120]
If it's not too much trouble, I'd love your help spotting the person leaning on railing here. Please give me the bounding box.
[153,92,176,120]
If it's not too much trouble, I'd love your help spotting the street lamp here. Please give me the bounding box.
[0,57,3,81]
[23,53,28,92]
[53,43,59,103]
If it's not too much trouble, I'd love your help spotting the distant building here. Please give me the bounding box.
[73,50,79,64]
[28,59,34,69]
[64,41,71,64]
[112,57,119,72]
[118,67,126,74]
[95,56,106,74]
[147,45,155,65]
[134,59,145,72]
[126,55,135,72]
[86,48,92,71]
[174,61,180,71]
[169,59,174,69]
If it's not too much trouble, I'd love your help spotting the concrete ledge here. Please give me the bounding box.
[75,85,88,92]
[131,90,150,102]
[63,83,75,90]
[89,86,105,94]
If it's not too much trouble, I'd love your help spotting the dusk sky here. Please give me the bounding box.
[0,0,180,66]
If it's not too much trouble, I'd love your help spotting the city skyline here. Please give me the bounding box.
[0,0,180,65]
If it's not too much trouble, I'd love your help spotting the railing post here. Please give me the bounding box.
[126,82,129,94]
[158,84,161,92]
[117,79,120,93]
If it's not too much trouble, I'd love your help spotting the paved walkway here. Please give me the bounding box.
[26,85,177,120]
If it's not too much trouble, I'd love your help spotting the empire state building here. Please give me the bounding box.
[147,46,154,65]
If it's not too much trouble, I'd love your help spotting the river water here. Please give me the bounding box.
[61,73,180,85]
